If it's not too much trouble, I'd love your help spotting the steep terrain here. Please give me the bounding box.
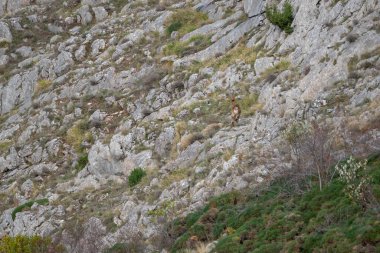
[0,0,379,252]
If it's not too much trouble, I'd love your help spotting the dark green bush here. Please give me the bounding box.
[128,168,146,187]
[0,235,64,253]
[76,153,88,171]
[266,1,294,34]
[166,21,182,36]
[12,199,49,220]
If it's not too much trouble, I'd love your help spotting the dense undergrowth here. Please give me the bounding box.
[170,153,380,252]
[0,235,64,253]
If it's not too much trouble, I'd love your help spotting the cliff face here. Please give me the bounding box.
[0,0,379,251]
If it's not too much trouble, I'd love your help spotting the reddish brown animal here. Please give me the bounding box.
[231,96,241,127]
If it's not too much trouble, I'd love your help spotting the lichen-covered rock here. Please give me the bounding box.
[0,21,12,42]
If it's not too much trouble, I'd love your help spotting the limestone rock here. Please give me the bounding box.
[75,45,87,61]
[20,179,34,196]
[1,69,38,114]
[254,57,275,75]
[54,51,74,76]
[155,127,175,157]
[243,0,266,18]
[93,6,108,22]
[0,21,12,42]
[82,0,109,6]
[77,5,93,25]
[91,39,106,57]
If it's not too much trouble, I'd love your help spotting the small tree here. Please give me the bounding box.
[284,121,334,191]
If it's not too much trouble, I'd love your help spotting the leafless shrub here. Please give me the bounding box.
[283,120,335,191]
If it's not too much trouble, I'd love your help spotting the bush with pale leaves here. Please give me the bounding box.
[335,156,369,203]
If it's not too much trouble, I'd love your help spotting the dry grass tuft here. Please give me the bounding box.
[179,132,204,151]
[201,123,223,138]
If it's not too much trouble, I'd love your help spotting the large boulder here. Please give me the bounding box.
[0,21,12,43]
[77,5,93,25]
[54,51,74,76]
[1,69,38,114]
[243,0,266,17]
[154,127,175,157]
[0,0,6,17]
[6,0,30,14]
[92,6,108,22]
[82,0,109,6]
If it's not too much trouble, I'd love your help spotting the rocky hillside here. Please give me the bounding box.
[0,0,379,252]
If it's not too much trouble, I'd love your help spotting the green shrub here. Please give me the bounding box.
[266,1,294,34]
[166,21,183,36]
[0,235,63,253]
[128,168,146,187]
[76,153,88,171]
[12,199,49,220]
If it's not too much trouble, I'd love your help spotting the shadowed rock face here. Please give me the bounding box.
[0,0,379,252]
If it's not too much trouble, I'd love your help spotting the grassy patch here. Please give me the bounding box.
[259,60,291,81]
[190,43,260,72]
[0,140,12,154]
[266,1,294,34]
[165,8,209,37]
[12,199,49,220]
[128,168,147,187]
[0,235,64,253]
[170,154,380,252]
[34,79,52,96]
[161,168,190,188]
[164,35,211,57]
[66,119,93,152]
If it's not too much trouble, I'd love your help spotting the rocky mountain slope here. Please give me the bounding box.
[0,0,379,252]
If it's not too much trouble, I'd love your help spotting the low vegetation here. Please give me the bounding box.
[164,35,211,57]
[266,1,294,34]
[75,153,89,171]
[169,153,380,252]
[34,79,52,96]
[66,119,93,152]
[259,60,291,81]
[190,43,260,73]
[128,167,147,187]
[0,140,12,154]
[12,199,49,220]
[0,235,64,253]
[165,8,209,37]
